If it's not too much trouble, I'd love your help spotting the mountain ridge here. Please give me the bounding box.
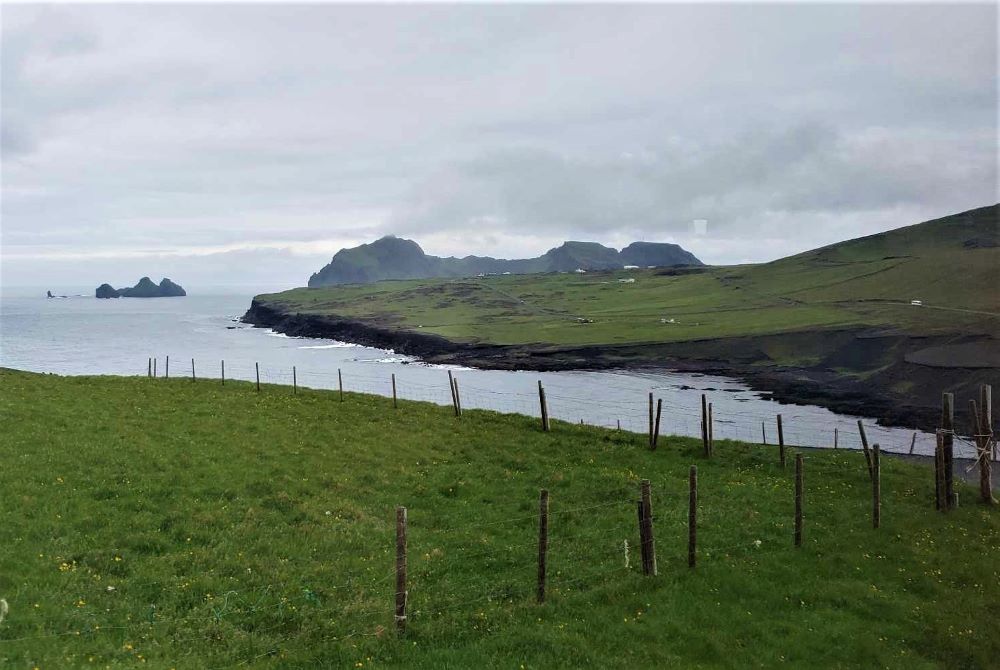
[307,237,702,287]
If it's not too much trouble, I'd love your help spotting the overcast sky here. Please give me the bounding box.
[2,3,996,290]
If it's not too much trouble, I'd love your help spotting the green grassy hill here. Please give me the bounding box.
[262,204,998,348]
[1,369,997,668]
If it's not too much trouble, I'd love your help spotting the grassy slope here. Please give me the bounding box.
[1,369,998,668]
[256,205,998,349]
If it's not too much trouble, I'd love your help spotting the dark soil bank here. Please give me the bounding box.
[243,300,999,434]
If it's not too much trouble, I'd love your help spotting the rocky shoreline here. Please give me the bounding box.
[243,299,997,434]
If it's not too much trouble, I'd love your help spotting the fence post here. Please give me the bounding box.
[652,399,662,450]
[453,378,463,417]
[395,506,407,634]
[762,421,767,445]
[688,466,697,568]
[777,414,785,467]
[165,355,169,379]
[191,358,196,381]
[255,362,260,392]
[448,371,457,415]
[537,489,549,603]
[640,479,656,576]
[648,392,654,448]
[392,373,398,409]
[857,420,873,480]
[834,427,838,450]
[221,360,225,385]
[972,391,995,505]
[795,453,803,547]
[909,431,916,455]
[338,368,344,402]
[153,358,157,378]
[872,444,881,529]
[147,358,152,378]
[942,393,955,509]
[701,394,709,456]
[293,366,297,394]
[538,381,549,432]
[934,431,944,511]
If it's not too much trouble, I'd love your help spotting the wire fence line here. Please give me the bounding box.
[143,355,983,459]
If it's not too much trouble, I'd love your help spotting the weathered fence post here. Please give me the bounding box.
[338,368,344,402]
[537,489,549,603]
[165,355,170,379]
[648,392,655,448]
[147,358,152,378]
[857,420,873,480]
[447,371,457,415]
[255,362,260,392]
[453,378,463,417]
[834,427,838,450]
[221,360,225,385]
[538,381,549,432]
[973,387,995,505]
[153,358,157,378]
[652,399,662,450]
[777,414,785,467]
[908,431,916,455]
[293,366,297,394]
[688,466,697,568]
[701,394,709,456]
[762,421,767,445]
[392,373,398,409]
[794,453,804,547]
[395,506,407,634]
[934,431,944,511]
[942,393,955,509]
[640,479,656,576]
[872,444,881,529]
[191,358,196,381]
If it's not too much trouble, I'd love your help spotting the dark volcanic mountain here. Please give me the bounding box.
[308,237,702,287]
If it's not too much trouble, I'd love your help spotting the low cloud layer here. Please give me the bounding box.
[2,4,996,288]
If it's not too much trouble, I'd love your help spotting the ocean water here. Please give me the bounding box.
[0,288,955,456]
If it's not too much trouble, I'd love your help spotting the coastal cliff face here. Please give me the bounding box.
[241,298,996,433]
[96,277,186,298]
[307,236,703,287]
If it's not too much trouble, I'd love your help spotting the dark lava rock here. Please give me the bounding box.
[96,283,121,299]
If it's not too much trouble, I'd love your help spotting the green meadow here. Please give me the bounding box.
[254,205,998,352]
[1,368,997,668]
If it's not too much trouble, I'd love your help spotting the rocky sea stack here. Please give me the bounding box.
[95,277,186,298]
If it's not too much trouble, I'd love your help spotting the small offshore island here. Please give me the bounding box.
[96,277,186,298]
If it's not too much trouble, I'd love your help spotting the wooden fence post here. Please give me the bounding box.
[942,393,955,509]
[701,394,709,456]
[648,392,654,448]
[934,431,944,511]
[191,358,196,381]
[395,506,407,634]
[153,358,157,378]
[338,368,344,402]
[448,371,457,415]
[293,366,297,394]
[857,420,873,480]
[221,360,225,385]
[538,381,549,432]
[688,466,697,568]
[652,399,662,450]
[794,453,803,547]
[909,432,916,454]
[537,489,549,603]
[255,362,260,392]
[872,444,881,529]
[777,414,785,467]
[147,358,152,378]
[453,378,463,417]
[834,427,838,449]
[972,389,995,505]
[762,421,767,445]
[165,356,169,379]
[640,479,656,576]
[392,373,398,409]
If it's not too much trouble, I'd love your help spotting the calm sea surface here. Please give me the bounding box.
[0,288,954,456]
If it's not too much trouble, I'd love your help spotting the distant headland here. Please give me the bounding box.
[95,277,186,299]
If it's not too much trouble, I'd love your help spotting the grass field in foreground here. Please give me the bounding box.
[0,368,998,668]
[255,204,998,350]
